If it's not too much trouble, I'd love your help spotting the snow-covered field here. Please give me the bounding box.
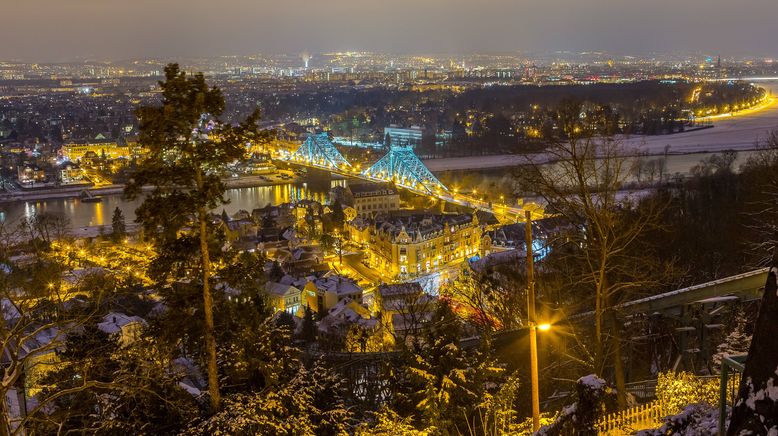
[623,85,778,155]
[424,83,778,173]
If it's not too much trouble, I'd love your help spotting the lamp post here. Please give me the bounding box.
[525,209,541,432]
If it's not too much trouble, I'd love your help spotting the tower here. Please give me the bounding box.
[301,51,311,70]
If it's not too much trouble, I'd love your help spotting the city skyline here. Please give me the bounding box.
[4,0,778,62]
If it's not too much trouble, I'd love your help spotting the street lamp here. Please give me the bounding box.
[525,209,545,432]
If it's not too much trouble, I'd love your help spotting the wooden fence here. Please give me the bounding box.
[595,400,674,435]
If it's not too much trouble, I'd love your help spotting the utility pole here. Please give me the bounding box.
[525,209,541,432]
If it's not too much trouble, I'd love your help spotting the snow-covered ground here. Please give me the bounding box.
[623,84,778,155]
[423,83,778,173]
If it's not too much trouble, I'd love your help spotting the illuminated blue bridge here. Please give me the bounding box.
[281,133,525,221]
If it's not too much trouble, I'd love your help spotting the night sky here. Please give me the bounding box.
[4,0,778,61]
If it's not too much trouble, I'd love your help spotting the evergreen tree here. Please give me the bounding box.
[111,207,127,242]
[712,308,752,371]
[186,358,351,435]
[319,233,335,253]
[394,302,505,433]
[299,306,317,343]
[331,199,345,229]
[125,63,266,411]
[268,261,285,282]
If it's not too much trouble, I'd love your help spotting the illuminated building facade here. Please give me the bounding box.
[348,182,400,217]
[59,162,85,184]
[17,164,47,184]
[346,212,485,279]
[61,139,135,162]
[384,125,423,149]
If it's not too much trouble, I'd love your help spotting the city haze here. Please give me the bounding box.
[3,0,778,61]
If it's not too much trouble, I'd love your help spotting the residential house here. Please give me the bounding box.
[264,281,303,315]
[97,312,147,347]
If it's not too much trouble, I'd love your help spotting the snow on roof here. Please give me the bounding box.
[171,357,206,397]
[470,249,521,272]
[178,382,202,397]
[326,298,363,320]
[97,312,146,335]
[265,282,299,297]
[1,298,21,321]
[314,275,362,296]
[215,282,240,296]
[377,282,423,298]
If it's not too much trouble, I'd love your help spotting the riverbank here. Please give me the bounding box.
[0,174,301,204]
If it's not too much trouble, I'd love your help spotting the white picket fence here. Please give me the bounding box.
[595,400,673,435]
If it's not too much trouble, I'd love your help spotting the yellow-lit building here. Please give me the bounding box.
[61,140,130,162]
[346,212,487,279]
[349,182,400,217]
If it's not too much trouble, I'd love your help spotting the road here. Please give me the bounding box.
[341,252,383,284]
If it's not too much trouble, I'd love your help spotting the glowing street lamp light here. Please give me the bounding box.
[538,323,551,332]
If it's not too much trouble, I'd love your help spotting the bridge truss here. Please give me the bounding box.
[362,145,448,195]
[283,135,523,221]
[290,133,352,170]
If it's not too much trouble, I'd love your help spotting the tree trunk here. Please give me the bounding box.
[727,263,778,435]
[594,260,607,374]
[595,288,602,372]
[0,395,11,436]
[609,309,627,410]
[195,170,220,412]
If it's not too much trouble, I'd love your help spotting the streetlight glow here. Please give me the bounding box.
[538,323,551,332]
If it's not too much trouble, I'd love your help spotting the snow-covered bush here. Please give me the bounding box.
[656,371,719,411]
[636,403,720,436]
[535,374,618,436]
[355,407,429,435]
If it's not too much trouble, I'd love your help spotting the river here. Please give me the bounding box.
[0,150,761,232]
[0,182,342,230]
[4,81,776,231]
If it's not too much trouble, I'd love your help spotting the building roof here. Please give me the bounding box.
[377,282,424,298]
[313,274,363,297]
[265,282,300,297]
[470,249,521,273]
[352,212,476,242]
[97,312,147,335]
[349,182,398,198]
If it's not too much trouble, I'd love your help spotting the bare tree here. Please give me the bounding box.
[515,100,666,408]
[440,265,525,333]
[0,227,107,434]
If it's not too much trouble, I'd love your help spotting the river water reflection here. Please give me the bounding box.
[0,181,341,230]
[0,148,763,231]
